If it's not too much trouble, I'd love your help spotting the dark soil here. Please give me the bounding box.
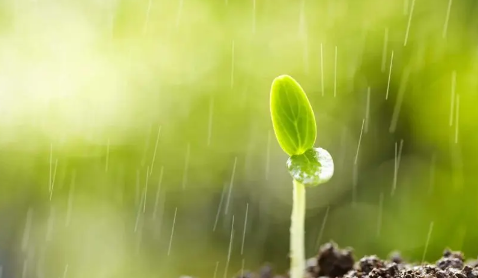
[235,242,478,278]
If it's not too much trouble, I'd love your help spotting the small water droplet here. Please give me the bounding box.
[287,147,334,187]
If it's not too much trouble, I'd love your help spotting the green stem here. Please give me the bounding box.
[291,179,305,278]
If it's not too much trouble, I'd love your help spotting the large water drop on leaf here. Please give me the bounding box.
[287,147,334,187]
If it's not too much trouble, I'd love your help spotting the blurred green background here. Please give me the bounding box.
[1,0,478,277]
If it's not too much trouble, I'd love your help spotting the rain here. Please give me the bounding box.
[0,0,477,277]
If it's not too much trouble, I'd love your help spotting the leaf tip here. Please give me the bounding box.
[271,74,295,89]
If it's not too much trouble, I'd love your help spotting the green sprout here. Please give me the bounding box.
[270,75,334,278]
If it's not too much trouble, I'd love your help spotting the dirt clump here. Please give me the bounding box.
[234,242,478,278]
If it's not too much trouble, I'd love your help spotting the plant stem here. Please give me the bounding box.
[291,179,306,278]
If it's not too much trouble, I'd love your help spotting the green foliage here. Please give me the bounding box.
[270,75,334,278]
[270,75,334,187]
[270,75,317,156]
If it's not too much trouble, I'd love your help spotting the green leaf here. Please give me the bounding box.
[270,75,317,156]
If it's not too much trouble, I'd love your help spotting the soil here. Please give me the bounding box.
[233,242,478,278]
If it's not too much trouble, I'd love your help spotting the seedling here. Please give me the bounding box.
[270,75,334,278]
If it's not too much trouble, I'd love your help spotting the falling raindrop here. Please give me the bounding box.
[389,67,410,133]
[392,139,404,196]
[404,0,409,15]
[252,0,256,34]
[49,158,58,201]
[449,71,456,126]
[207,96,214,147]
[377,193,384,237]
[403,0,416,46]
[21,208,33,252]
[241,259,245,278]
[443,0,453,38]
[213,182,227,231]
[231,41,235,89]
[135,188,145,233]
[386,51,394,100]
[49,144,53,197]
[46,205,55,241]
[352,162,358,207]
[105,138,110,172]
[168,207,178,256]
[334,46,337,97]
[223,215,235,278]
[299,0,306,37]
[429,153,437,195]
[213,261,219,278]
[265,130,271,181]
[315,206,330,251]
[320,43,325,96]
[451,134,464,190]
[365,87,371,133]
[354,119,365,165]
[136,214,144,255]
[381,28,389,72]
[135,169,141,206]
[182,143,191,190]
[36,246,46,278]
[22,259,28,278]
[141,124,152,167]
[299,0,309,74]
[62,264,69,278]
[421,221,434,262]
[150,125,162,175]
[143,167,149,213]
[154,193,166,240]
[224,157,238,215]
[455,94,460,143]
[302,39,309,75]
[339,127,348,169]
[241,203,249,255]
[65,170,75,227]
[153,166,164,220]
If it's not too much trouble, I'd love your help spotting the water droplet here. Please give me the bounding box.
[287,147,334,187]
